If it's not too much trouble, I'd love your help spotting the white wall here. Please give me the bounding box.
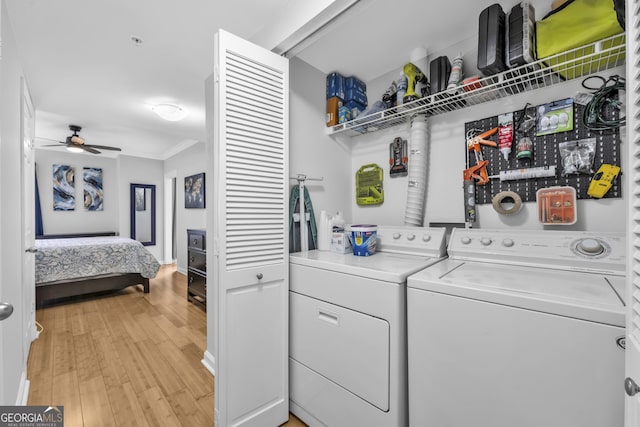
[290,57,352,225]
[164,141,207,273]
[117,155,164,262]
[34,150,119,235]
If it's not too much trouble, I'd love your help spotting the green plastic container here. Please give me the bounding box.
[356,164,384,205]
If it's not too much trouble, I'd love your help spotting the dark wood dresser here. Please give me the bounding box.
[187,229,206,310]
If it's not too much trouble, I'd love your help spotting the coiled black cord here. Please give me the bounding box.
[581,74,625,131]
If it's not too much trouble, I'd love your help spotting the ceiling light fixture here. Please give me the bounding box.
[151,103,188,122]
[66,146,84,153]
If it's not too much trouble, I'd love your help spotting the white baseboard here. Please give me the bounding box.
[16,371,30,405]
[177,266,188,276]
[202,350,215,376]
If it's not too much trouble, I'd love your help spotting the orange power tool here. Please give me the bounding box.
[463,127,498,222]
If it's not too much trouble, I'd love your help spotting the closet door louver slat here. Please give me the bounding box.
[224,50,286,271]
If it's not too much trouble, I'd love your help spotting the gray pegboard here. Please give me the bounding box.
[464,100,621,205]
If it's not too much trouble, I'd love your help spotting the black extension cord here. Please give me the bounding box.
[582,74,626,131]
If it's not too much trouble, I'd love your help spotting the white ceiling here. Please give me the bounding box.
[5,0,552,159]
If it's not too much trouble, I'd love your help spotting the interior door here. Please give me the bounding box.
[626,2,640,424]
[21,77,35,354]
[0,19,27,404]
[210,29,289,426]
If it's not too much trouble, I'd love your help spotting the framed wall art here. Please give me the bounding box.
[83,167,103,211]
[53,164,75,211]
[185,172,205,209]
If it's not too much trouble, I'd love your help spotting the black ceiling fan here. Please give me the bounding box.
[41,125,122,154]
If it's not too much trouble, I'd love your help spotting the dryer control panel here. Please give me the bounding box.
[448,228,625,275]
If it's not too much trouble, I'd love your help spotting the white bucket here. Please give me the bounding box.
[350,225,377,256]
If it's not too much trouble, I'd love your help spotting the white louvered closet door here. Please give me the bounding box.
[211,29,289,427]
[627,1,640,425]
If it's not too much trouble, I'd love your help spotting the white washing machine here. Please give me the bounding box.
[407,228,626,427]
[289,226,448,427]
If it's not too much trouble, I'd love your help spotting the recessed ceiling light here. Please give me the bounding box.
[151,103,188,121]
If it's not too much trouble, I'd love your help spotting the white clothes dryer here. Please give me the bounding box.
[289,226,447,427]
[407,228,626,427]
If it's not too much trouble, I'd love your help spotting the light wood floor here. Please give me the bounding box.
[27,264,306,427]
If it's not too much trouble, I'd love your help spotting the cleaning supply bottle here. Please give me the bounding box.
[396,73,408,106]
[447,53,463,90]
[331,211,345,232]
[317,210,330,251]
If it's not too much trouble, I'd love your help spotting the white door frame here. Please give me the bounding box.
[164,169,177,264]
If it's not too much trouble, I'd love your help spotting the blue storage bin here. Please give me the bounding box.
[345,76,366,93]
[345,100,366,118]
[326,72,345,100]
[345,88,367,106]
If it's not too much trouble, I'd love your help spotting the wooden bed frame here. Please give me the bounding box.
[35,232,151,306]
[36,273,149,306]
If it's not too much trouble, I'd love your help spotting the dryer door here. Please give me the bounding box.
[290,291,390,410]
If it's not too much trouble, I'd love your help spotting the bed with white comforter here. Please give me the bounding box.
[35,236,160,305]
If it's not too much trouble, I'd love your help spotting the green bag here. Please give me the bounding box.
[536,0,624,79]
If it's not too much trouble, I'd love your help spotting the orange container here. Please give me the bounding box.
[326,96,343,127]
[536,186,577,225]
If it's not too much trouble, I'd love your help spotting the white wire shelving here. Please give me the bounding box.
[327,33,626,138]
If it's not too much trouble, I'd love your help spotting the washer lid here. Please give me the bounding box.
[290,250,444,283]
[408,259,625,326]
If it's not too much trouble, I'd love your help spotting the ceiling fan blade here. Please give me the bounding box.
[84,144,122,151]
[81,146,101,154]
[42,144,66,147]
[35,137,64,143]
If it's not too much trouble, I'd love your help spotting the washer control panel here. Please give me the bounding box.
[449,228,625,274]
[373,226,447,258]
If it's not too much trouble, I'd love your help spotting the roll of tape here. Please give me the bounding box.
[492,191,523,215]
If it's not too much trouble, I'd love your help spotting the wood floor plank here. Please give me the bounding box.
[157,340,212,400]
[133,311,171,345]
[70,313,90,337]
[166,388,212,427]
[151,313,191,349]
[93,335,130,389]
[50,304,72,333]
[73,333,100,383]
[195,392,214,425]
[51,330,75,377]
[135,339,186,397]
[105,383,150,427]
[54,370,83,427]
[138,387,181,427]
[113,336,159,395]
[85,310,108,336]
[79,375,117,427]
